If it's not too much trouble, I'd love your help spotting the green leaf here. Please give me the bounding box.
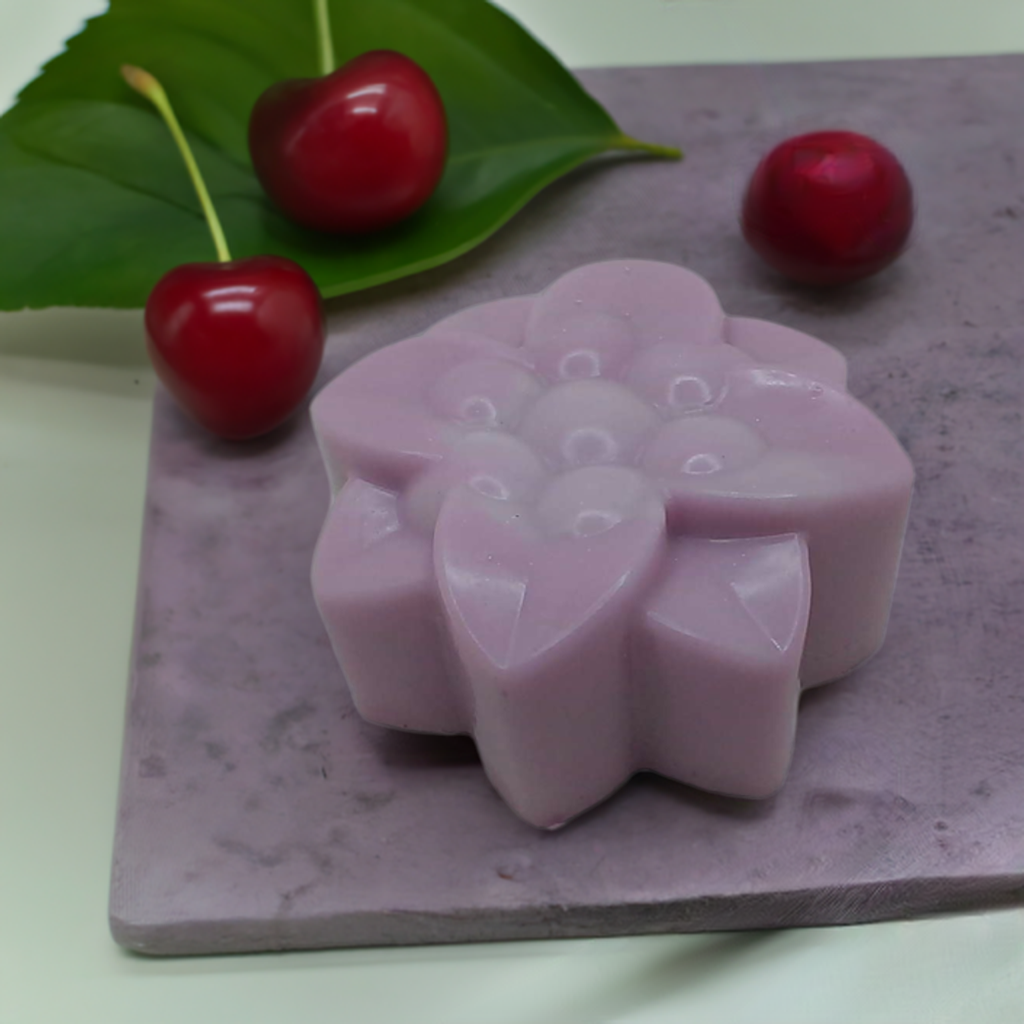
[0,0,679,311]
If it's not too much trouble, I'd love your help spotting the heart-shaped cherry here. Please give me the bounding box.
[145,256,324,440]
[248,1,447,235]
[124,66,325,440]
[741,130,914,286]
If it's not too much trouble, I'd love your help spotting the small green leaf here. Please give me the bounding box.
[0,0,680,311]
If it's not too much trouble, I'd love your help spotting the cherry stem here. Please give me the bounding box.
[121,65,233,263]
[314,0,335,76]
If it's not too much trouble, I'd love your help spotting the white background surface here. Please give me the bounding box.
[2,2,1024,1022]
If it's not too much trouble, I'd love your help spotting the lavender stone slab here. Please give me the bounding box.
[111,56,1024,955]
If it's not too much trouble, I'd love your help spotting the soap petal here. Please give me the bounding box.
[726,316,848,389]
[634,534,810,797]
[719,367,893,462]
[524,260,725,382]
[312,480,465,734]
[310,332,530,494]
[426,358,544,432]
[648,368,914,686]
[427,295,534,349]
[434,478,665,827]
[650,369,913,516]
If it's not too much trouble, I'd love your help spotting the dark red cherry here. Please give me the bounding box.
[249,50,448,234]
[741,130,914,286]
[145,256,325,440]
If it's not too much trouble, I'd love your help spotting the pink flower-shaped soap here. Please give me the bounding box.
[311,261,913,828]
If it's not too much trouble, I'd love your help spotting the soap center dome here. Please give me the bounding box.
[518,379,659,470]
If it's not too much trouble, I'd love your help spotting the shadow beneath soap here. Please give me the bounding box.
[797,667,874,720]
[629,773,779,823]
[799,677,850,709]
[369,729,481,772]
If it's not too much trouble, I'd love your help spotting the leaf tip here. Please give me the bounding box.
[614,135,684,161]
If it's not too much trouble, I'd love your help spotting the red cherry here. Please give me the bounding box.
[145,256,325,440]
[741,130,914,286]
[249,50,448,234]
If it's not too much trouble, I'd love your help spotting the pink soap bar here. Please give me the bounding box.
[310,261,914,829]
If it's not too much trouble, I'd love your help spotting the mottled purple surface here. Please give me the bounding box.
[111,57,1024,955]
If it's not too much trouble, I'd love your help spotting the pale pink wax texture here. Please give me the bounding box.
[310,261,914,829]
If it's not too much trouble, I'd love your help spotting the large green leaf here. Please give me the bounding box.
[0,0,678,311]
